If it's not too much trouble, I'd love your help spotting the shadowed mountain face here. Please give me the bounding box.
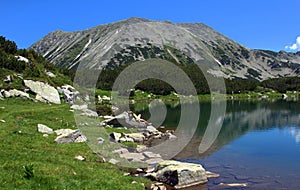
[30,17,300,81]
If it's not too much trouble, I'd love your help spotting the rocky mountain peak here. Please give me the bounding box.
[30,18,300,81]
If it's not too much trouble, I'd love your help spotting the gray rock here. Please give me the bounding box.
[113,148,129,154]
[54,128,75,136]
[35,94,48,103]
[2,90,11,98]
[3,75,11,83]
[101,111,147,129]
[109,158,120,164]
[143,151,162,159]
[150,160,207,188]
[145,158,165,165]
[80,109,98,118]
[125,133,145,142]
[97,137,105,144]
[120,152,145,161]
[70,104,88,111]
[37,124,54,134]
[110,132,122,142]
[54,129,87,143]
[8,89,29,98]
[136,145,148,152]
[24,80,61,104]
[146,125,159,133]
[119,136,134,143]
[151,182,167,190]
[60,85,79,104]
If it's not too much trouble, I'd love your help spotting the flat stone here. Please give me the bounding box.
[145,158,165,164]
[125,133,145,142]
[70,104,88,111]
[37,124,54,134]
[55,129,76,136]
[143,151,162,159]
[136,145,148,152]
[119,136,134,143]
[120,152,145,161]
[113,148,129,154]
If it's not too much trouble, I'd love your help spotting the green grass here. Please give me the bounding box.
[0,98,149,189]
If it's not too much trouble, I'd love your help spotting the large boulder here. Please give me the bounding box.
[23,80,61,104]
[149,160,207,189]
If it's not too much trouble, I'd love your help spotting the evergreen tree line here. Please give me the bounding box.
[96,62,300,95]
[0,36,74,80]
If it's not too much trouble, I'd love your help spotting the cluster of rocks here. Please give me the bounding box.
[37,123,87,143]
[98,111,217,189]
[0,77,81,105]
[70,104,98,118]
[0,89,30,100]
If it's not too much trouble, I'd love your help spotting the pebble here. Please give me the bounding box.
[74,155,85,161]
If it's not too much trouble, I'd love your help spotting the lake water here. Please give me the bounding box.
[133,99,300,189]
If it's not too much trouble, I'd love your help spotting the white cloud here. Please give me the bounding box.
[285,36,300,51]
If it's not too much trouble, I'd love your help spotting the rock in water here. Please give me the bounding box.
[23,80,61,104]
[37,124,54,134]
[150,160,207,189]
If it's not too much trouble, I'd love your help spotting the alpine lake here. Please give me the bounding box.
[132,98,300,189]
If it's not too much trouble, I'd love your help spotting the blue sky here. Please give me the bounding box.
[1,0,300,51]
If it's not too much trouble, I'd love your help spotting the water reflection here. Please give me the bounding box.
[134,99,300,158]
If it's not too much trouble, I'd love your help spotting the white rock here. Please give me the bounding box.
[0,119,6,123]
[75,155,85,161]
[24,80,61,104]
[45,71,56,78]
[15,55,29,63]
[37,124,54,134]
[70,104,88,111]
[109,158,120,164]
[8,89,29,98]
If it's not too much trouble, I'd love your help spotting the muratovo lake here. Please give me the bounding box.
[133,99,300,189]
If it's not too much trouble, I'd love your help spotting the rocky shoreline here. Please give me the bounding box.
[1,79,249,189]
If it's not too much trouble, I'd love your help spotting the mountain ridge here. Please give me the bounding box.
[30,17,300,81]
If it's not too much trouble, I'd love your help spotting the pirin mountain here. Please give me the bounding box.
[31,17,300,82]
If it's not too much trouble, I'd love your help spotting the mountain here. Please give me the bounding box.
[30,17,300,81]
